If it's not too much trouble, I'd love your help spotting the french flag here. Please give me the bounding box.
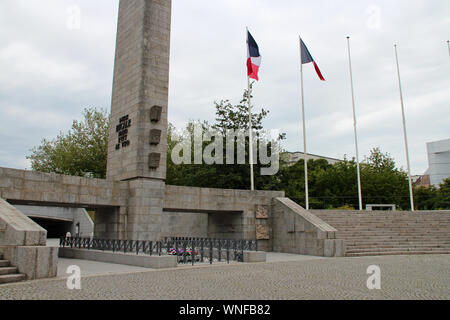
[300,39,325,81]
[247,30,261,81]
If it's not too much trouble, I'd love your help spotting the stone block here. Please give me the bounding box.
[59,248,177,269]
[324,239,335,257]
[317,230,327,240]
[242,251,266,263]
[334,240,346,257]
[11,246,58,280]
[0,178,13,188]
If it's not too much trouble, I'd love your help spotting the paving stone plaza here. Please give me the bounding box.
[0,254,449,300]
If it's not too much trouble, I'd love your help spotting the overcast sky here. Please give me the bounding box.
[0,0,449,175]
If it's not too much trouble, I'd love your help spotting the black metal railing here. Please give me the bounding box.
[59,237,258,265]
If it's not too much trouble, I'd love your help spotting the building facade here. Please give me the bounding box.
[427,139,450,187]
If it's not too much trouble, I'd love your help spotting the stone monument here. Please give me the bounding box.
[104,0,172,242]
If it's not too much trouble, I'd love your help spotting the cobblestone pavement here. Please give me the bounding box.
[0,254,448,300]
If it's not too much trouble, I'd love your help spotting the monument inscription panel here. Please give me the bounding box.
[115,115,132,150]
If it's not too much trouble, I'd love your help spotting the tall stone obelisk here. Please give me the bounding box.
[106,0,171,241]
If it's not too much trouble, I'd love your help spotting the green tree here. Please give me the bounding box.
[436,178,450,209]
[361,148,410,209]
[166,83,285,190]
[313,158,359,209]
[27,108,109,179]
[414,185,439,210]
[274,148,411,210]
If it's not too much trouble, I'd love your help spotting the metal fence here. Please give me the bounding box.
[60,237,258,265]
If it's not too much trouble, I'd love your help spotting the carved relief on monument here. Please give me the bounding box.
[150,129,162,145]
[150,105,163,123]
[149,153,161,169]
[255,205,269,219]
[256,224,270,240]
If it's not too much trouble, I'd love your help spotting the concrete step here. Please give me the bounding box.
[339,237,450,242]
[347,244,450,250]
[340,237,450,243]
[320,220,450,223]
[346,247,450,253]
[330,224,449,228]
[346,250,450,257]
[0,267,19,276]
[346,241,450,246]
[316,214,450,216]
[0,260,10,267]
[0,274,26,285]
[313,211,450,257]
[316,215,450,218]
[337,231,450,236]
[318,219,450,224]
[319,220,450,223]
[323,222,450,227]
[346,239,450,244]
[336,229,450,233]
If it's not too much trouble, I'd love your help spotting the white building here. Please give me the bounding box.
[426,138,450,187]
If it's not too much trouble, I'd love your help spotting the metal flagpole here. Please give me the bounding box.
[394,44,415,211]
[346,36,363,211]
[447,40,450,60]
[247,27,255,191]
[299,36,309,210]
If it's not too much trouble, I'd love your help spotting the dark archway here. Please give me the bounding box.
[29,217,72,238]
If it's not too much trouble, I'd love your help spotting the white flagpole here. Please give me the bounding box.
[394,44,415,211]
[447,40,450,60]
[299,36,309,210]
[346,36,363,211]
[247,27,255,191]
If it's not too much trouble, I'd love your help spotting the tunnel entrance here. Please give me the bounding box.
[161,209,244,240]
[29,217,73,239]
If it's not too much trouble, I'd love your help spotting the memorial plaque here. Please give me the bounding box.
[150,106,163,123]
[256,224,270,240]
[255,205,269,219]
[115,115,132,150]
[150,129,162,145]
[149,153,161,169]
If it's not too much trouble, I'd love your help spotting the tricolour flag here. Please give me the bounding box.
[247,30,262,81]
[300,39,325,81]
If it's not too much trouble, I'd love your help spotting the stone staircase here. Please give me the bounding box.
[311,210,450,257]
[0,253,26,284]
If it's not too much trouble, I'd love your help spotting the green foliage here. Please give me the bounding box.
[213,82,268,132]
[27,108,109,179]
[274,148,412,210]
[166,83,286,190]
[436,178,450,209]
[361,148,410,209]
[414,185,439,210]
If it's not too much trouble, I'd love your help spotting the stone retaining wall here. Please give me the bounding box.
[272,198,345,257]
[0,198,58,280]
